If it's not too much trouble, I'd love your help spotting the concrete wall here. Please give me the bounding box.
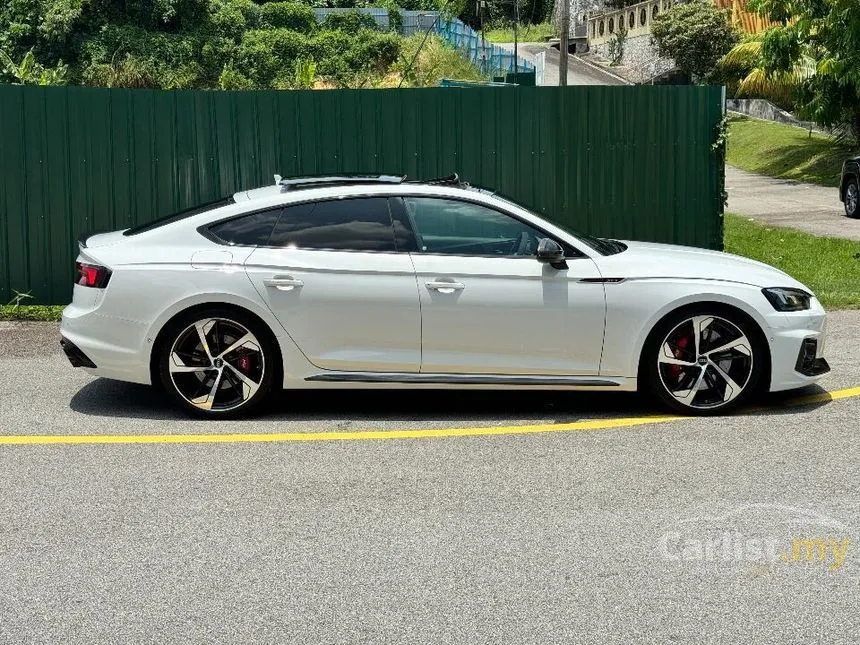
[726,99,829,134]
[587,0,675,46]
[590,33,676,82]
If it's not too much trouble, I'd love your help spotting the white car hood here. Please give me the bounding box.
[598,240,809,290]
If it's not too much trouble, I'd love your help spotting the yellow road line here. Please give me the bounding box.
[0,386,858,446]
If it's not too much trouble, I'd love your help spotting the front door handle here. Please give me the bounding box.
[263,276,304,291]
[426,280,465,294]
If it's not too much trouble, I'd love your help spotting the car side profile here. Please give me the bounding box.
[61,174,829,418]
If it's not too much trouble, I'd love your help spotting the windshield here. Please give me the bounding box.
[123,196,235,236]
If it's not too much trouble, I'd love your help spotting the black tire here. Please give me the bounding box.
[844,178,860,218]
[157,307,278,419]
[640,305,767,416]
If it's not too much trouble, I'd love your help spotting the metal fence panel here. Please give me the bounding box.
[0,84,724,304]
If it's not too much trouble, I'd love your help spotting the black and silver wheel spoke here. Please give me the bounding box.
[847,184,858,214]
[657,315,753,410]
[169,317,265,413]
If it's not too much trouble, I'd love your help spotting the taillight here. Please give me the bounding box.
[75,262,111,288]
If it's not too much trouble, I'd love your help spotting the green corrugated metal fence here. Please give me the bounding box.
[0,84,724,305]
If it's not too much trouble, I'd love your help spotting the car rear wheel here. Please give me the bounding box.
[845,178,859,218]
[158,309,276,419]
[642,308,765,415]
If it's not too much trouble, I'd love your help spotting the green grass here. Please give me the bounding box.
[482,22,555,44]
[725,214,860,309]
[392,34,488,86]
[0,305,64,321]
[726,114,853,187]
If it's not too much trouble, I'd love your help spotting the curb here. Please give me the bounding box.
[571,55,633,85]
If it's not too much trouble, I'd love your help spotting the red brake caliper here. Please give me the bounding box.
[669,334,690,379]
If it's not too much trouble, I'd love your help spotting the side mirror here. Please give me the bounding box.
[536,238,567,269]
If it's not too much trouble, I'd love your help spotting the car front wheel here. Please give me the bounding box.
[642,308,766,415]
[845,178,859,218]
[158,309,276,419]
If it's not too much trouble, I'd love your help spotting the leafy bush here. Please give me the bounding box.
[236,28,311,86]
[260,2,317,33]
[322,10,379,32]
[650,0,739,82]
[79,24,207,88]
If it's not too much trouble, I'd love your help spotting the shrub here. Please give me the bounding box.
[260,2,318,33]
[236,28,311,86]
[322,10,379,32]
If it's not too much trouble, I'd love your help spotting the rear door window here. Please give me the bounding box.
[268,198,397,252]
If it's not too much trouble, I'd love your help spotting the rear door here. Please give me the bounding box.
[244,197,421,373]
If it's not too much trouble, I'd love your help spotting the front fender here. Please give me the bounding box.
[600,279,785,378]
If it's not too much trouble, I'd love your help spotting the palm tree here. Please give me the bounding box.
[716,36,815,109]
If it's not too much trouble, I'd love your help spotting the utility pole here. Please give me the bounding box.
[513,0,520,74]
[559,0,569,85]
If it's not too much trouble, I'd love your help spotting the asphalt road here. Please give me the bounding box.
[0,315,859,644]
[496,42,627,86]
[726,165,860,240]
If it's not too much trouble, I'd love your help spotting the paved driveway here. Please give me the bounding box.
[0,316,858,643]
[726,165,860,240]
[496,42,627,86]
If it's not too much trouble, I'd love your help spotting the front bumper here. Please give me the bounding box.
[795,337,830,377]
[768,302,830,392]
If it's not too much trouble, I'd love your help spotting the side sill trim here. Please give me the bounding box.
[306,373,622,386]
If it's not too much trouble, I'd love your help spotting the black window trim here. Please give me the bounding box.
[388,194,588,260]
[125,195,236,237]
[200,194,405,254]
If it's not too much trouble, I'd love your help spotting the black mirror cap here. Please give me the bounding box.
[536,238,567,269]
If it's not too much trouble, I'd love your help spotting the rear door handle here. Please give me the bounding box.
[263,276,304,291]
[426,281,465,294]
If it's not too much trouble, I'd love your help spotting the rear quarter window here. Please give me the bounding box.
[206,209,282,246]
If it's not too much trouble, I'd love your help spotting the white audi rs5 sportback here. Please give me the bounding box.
[60,174,829,419]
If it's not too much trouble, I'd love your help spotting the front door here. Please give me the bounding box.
[397,196,606,375]
[245,197,421,373]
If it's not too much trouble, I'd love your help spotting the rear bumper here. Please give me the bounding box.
[60,302,152,385]
[60,337,97,368]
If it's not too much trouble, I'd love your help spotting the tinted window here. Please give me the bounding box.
[268,198,396,252]
[207,209,281,246]
[403,197,546,257]
[124,197,234,236]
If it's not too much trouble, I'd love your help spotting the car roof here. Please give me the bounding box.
[232,174,470,204]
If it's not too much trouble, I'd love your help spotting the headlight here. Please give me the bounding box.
[762,287,812,311]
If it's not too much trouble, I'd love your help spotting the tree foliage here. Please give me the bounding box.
[650,0,740,82]
[746,0,860,135]
[0,0,434,89]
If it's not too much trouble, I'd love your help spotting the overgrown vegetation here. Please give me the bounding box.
[726,114,851,187]
[650,0,740,82]
[481,21,555,44]
[393,34,486,86]
[724,214,860,309]
[0,0,490,90]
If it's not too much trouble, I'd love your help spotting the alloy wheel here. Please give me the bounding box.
[846,183,859,216]
[168,317,265,412]
[657,315,753,410]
